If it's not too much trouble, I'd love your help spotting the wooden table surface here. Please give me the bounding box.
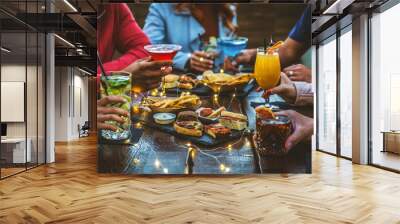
[98,90,312,174]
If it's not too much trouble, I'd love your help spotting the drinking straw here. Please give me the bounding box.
[97,51,107,76]
[97,51,110,96]
[264,38,267,54]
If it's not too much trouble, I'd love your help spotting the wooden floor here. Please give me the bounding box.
[0,136,400,224]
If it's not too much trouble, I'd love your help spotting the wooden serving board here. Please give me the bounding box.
[131,115,244,147]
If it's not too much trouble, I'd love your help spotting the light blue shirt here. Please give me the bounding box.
[143,3,237,71]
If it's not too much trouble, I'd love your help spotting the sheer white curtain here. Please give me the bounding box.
[318,37,337,154]
[340,30,352,158]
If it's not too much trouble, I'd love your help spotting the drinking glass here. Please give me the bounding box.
[100,71,132,143]
[255,115,292,156]
[254,47,281,90]
[144,44,182,61]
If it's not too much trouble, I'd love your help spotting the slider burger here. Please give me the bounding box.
[178,75,198,89]
[198,106,226,119]
[219,111,248,131]
[174,111,203,137]
[162,74,179,89]
[205,123,231,139]
[199,107,213,117]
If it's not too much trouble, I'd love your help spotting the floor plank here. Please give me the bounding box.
[0,135,399,224]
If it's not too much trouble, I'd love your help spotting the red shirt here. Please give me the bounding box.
[97,3,149,75]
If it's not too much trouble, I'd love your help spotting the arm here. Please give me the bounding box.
[102,4,150,72]
[143,4,166,44]
[143,4,190,71]
[280,7,311,68]
[279,37,307,69]
[293,81,313,106]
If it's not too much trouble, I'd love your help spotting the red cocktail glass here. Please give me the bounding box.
[144,44,182,61]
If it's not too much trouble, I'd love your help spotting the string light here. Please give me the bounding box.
[132,86,143,93]
[244,139,251,148]
[163,168,169,174]
[151,89,159,96]
[133,158,140,165]
[186,142,192,147]
[220,69,224,74]
[219,164,226,171]
[154,159,160,168]
[133,105,140,114]
[135,122,142,129]
[227,144,232,151]
[225,167,230,173]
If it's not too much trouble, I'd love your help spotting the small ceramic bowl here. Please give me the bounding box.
[153,113,176,125]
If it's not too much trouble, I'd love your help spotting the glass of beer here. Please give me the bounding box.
[100,71,132,143]
[255,115,292,156]
[254,47,281,90]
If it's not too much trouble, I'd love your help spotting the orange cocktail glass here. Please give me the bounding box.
[254,44,282,90]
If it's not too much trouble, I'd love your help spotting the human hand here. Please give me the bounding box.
[264,72,297,104]
[233,49,257,67]
[97,96,129,131]
[283,64,311,83]
[275,110,313,151]
[188,51,214,72]
[123,57,173,92]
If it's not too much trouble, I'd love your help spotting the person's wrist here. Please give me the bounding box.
[250,49,257,63]
[184,54,192,70]
[287,83,297,104]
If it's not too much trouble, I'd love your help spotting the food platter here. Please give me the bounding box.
[143,95,202,113]
[201,71,253,92]
[131,114,244,147]
[134,94,248,147]
[163,71,256,97]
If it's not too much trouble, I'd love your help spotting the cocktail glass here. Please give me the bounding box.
[255,115,292,156]
[100,71,132,142]
[144,44,182,95]
[254,47,281,90]
[144,44,182,61]
[218,37,248,58]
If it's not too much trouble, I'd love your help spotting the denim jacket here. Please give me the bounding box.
[143,3,237,71]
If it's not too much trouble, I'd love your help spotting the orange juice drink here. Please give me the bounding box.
[254,47,281,90]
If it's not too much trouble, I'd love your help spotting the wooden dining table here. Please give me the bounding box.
[98,89,312,175]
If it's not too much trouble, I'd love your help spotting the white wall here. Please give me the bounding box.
[1,64,46,164]
[54,67,89,141]
[1,65,40,138]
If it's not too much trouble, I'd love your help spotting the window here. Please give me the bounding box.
[317,36,337,154]
[370,3,400,171]
[0,1,47,179]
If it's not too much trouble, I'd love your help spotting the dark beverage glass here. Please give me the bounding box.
[255,115,292,156]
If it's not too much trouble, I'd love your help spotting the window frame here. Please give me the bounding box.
[315,22,353,160]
